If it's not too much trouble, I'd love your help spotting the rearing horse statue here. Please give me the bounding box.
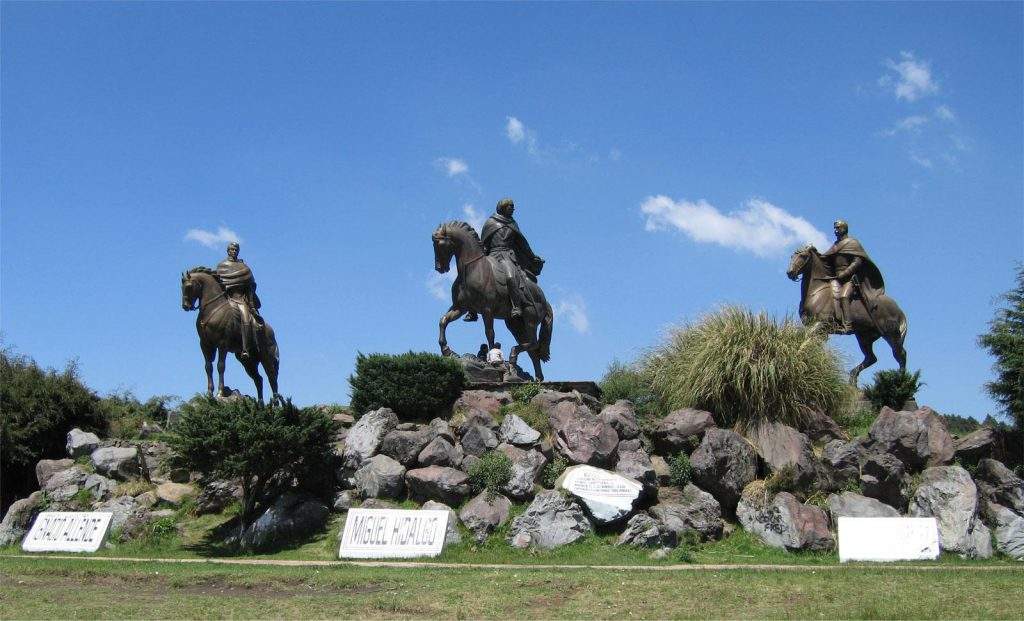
[181,267,281,404]
[432,221,554,381]
[786,245,907,385]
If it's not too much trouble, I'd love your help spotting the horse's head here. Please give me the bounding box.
[432,224,455,273]
[786,244,816,281]
[432,221,482,273]
[181,270,200,311]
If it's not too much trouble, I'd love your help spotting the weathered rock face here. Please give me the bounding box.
[691,429,757,513]
[650,484,724,541]
[736,484,834,552]
[458,491,512,543]
[405,466,471,505]
[548,403,619,467]
[615,446,657,495]
[333,490,354,512]
[0,491,45,546]
[498,414,541,447]
[529,389,579,417]
[91,447,146,481]
[354,455,407,499]
[41,465,90,502]
[599,401,640,440]
[822,439,866,488]
[195,479,242,515]
[981,502,1024,560]
[953,427,998,466]
[421,500,462,546]
[652,409,716,455]
[867,407,954,470]
[909,465,992,558]
[497,444,546,500]
[342,408,399,470]
[453,390,511,417]
[83,474,116,501]
[460,424,500,457]
[507,490,592,550]
[651,455,671,484]
[826,491,900,521]
[236,493,329,551]
[859,453,909,511]
[155,482,195,506]
[417,436,463,468]
[95,495,145,532]
[379,426,436,467]
[746,421,818,487]
[974,459,1024,514]
[557,465,643,524]
[66,428,101,458]
[36,459,75,488]
[617,512,678,548]
[801,411,848,444]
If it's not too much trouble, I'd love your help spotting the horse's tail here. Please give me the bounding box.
[538,300,553,362]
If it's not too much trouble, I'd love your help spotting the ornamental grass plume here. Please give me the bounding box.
[642,306,853,430]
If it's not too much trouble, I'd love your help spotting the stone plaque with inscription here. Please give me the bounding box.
[339,508,450,559]
[838,517,940,562]
[22,512,113,553]
[556,465,643,524]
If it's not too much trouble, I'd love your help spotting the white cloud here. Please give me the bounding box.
[462,204,485,232]
[934,105,956,121]
[183,226,241,248]
[882,115,930,136]
[505,116,539,155]
[554,295,590,334]
[435,157,469,177]
[426,270,456,302]
[880,51,939,102]
[640,196,829,257]
[909,153,934,168]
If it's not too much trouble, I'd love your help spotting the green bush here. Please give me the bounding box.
[978,264,1024,432]
[498,402,551,436]
[540,456,568,488]
[834,406,876,438]
[99,391,178,439]
[642,306,852,430]
[509,382,543,405]
[599,360,666,432]
[0,348,107,513]
[668,452,692,489]
[167,396,334,534]
[348,352,466,421]
[862,369,923,411]
[468,451,513,499]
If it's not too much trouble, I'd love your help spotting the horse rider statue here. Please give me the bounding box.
[821,219,885,333]
[464,197,545,322]
[216,241,263,360]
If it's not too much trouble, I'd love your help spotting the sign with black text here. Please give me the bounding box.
[22,512,113,553]
[338,508,449,559]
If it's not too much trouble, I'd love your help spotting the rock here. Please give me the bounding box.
[458,357,506,383]
[953,427,999,466]
[83,474,117,501]
[458,491,512,543]
[405,466,471,505]
[690,429,757,513]
[617,438,642,453]
[617,512,678,548]
[548,403,618,467]
[354,455,407,499]
[0,492,45,546]
[418,436,463,468]
[342,408,399,470]
[453,390,510,417]
[981,502,1024,560]
[379,426,436,466]
[236,493,329,551]
[359,498,399,510]
[652,408,716,455]
[421,500,462,546]
[909,465,992,558]
[95,495,143,532]
[529,389,578,416]
[802,411,848,444]
[736,484,834,552]
[66,428,101,458]
[36,458,75,488]
[822,439,866,487]
[332,491,354,512]
[556,465,643,524]
[90,447,146,480]
[826,492,900,521]
[135,491,158,508]
[139,421,164,439]
[974,458,1024,514]
[460,454,482,474]
[497,444,546,500]
[599,400,640,440]
[615,446,658,495]
[651,455,671,484]
[332,410,356,426]
[860,453,909,511]
[746,421,818,488]
[867,406,954,470]
[41,466,90,502]
[195,479,242,515]
[155,482,195,506]
[457,410,498,434]
[460,424,499,457]
[167,468,191,484]
[650,483,724,541]
[498,414,541,446]
[507,490,592,549]
[428,418,456,443]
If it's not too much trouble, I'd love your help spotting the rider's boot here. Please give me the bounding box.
[510,303,523,320]
[240,318,253,361]
[463,312,478,322]
[839,298,853,333]
[832,299,845,333]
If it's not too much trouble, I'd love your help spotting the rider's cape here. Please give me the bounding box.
[216,259,262,310]
[821,237,885,303]
[481,213,544,276]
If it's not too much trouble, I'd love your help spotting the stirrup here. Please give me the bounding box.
[463,312,478,322]
[510,308,523,319]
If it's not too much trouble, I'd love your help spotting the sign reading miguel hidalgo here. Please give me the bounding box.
[339,509,449,559]
[22,512,113,553]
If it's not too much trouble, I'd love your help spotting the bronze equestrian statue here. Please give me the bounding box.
[786,220,908,385]
[433,199,554,381]
[181,242,280,404]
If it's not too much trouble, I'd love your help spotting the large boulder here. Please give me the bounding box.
[953,427,999,466]
[909,465,992,558]
[458,491,512,543]
[548,403,618,467]
[615,446,658,496]
[974,458,1024,514]
[826,491,900,521]
[95,495,145,532]
[652,408,716,455]
[859,452,909,511]
[616,512,678,548]
[195,479,242,515]
[690,429,757,513]
[599,401,640,440]
[498,414,541,447]
[41,465,90,502]
[507,490,592,549]
[91,447,146,480]
[822,439,867,488]
[746,421,818,488]
[980,502,1024,560]
[354,454,407,499]
[83,474,117,501]
[0,491,45,546]
[341,408,399,470]
[36,458,75,488]
[496,444,546,500]
[421,500,462,546]
[235,493,329,551]
[736,483,834,552]
[379,426,436,467]
[529,389,581,416]
[405,466,471,505]
[801,411,848,444]
[556,465,643,524]
[155,482,195,506]
[66,428,101,458]
[867,406,954,470]
[417,436,463,468]
[453,390,510,417]
[460,424,499,457]
[650,483,724,541]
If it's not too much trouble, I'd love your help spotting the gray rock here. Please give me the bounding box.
[155,482,195,506]
[860,452,909,511]
[652,408,716,455]
[139,421,163,439]
[529,389,578,416]
[342,408,399,470]
[737,484,834,552]
[599,400,640,440]
[498,414,541,446]
[36,458,75,488]
[909,465,992,558]
[405,466,471,505]
[379,426,436,466]
[746,421,818,488]
[90,447,146,480]
[0,492,45,546]
[359,498,399,510]
[548,402,618,467]
[617,512,678,548]
[418,436,463,467]
[507,490,592,549]
[83,474,117,501]
[453,390,510,418]
[195,479,242,515]
[651,455,671,484]
[651,484,724,541]
[691,428,757,513]
[981,502,1024,560]
[460,454,482,474]
[95,495,144,532]
[975,458,1024,514]
[236,492,329,551]
[461,424,499,457]
[354,454,406,499]
[421,500,462,546]
[458,491,512,543]
[556,465,643,524]
[497,444,546,500]
[826,491,900,521]
[867,406,954,470]
[822,438,866,487]
[615,447,658,496]
[332,491,354,512]
[428,417,456,443]
[953,427,998,466]
[66,428,101,458]
[617,438,643,453]
[41,465,90,502]
[802,411,848,444]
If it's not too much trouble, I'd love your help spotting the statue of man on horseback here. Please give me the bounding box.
[216,242,263,361]
[821,220,885,334]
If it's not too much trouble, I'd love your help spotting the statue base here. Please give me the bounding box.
[456,354,600,399]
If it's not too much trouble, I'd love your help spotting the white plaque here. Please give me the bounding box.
[339,508,449,559]
[22,511,113,553]
[558,465,643,522]
[838,517,939,562]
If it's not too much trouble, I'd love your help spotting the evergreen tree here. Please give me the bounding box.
[979,264,1024,431]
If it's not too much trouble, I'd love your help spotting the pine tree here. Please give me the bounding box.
[979,264,1024,431]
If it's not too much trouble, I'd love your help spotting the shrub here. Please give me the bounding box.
[99,391,178,439]
[509,382,542,405]
[599,360,666,432]
[764,465,799,496]
[978,264,1024,432]
[642,306,852,430]
[862,369,923,411]
[668,452,692,489]
[498,402,550,436]
[834,406,876,438]
[0,348,107,514]
[348,352,466,421]
[167,396,334,535]
[468,451,513,499]
[540,456,568,488]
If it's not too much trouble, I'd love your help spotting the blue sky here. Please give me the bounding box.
[2,2,1021,420]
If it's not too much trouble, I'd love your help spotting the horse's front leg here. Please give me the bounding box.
[849,332,878,387]
[438,305,465,357]
[483,313,496,349]
[202,342,216,397]
[216,347,228,396]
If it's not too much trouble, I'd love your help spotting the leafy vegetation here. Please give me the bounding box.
[978,264,1024,431]
[498,401,550,436]
[98,390,178,439]
[509,382,542,405]
[862,368,923,411]
[467,451,513,499]
[598,360,666,433]
[834,406,876,438]
[668,452,692,488]
[540,456,568,488]
[348,351,466,421]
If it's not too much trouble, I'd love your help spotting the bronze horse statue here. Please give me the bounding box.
[181,267,280,404]
[786,245,907,385]
[432,221,554,381]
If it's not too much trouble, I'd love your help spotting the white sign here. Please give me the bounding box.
[558,465,643,523]
[339,509,449,559]
[838,517,939,562]
[22,512,113,553]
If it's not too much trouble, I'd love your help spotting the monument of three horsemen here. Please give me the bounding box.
[181,199,906,397]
